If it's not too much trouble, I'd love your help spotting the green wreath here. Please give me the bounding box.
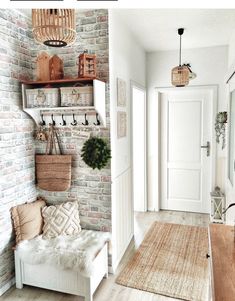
[81,137,111,170]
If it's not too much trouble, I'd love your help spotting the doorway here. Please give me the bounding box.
[131,82,147,212]
[159,86,216,214]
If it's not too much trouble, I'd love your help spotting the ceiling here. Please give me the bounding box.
[18,9,31,18]
[18,9,235,52]
[115,9,235,52]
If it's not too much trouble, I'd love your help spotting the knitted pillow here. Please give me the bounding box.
[11,197,46,245]
[42,201,81,239]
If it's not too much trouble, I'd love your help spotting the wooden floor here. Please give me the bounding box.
[2,210,210,301]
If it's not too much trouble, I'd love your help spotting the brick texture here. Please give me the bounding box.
[0,9,36,290]
[0,9,111,292]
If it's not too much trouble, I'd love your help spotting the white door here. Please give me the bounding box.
[131,83,147,212]
[160,87,215,214]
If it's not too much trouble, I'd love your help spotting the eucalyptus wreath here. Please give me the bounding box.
[81,137,111,170]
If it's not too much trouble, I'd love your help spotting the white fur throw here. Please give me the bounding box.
[16,230,110,277]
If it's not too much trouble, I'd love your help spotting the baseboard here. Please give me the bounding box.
[0,277,15,296]
[112,233,134,273]
[108,266,114,274]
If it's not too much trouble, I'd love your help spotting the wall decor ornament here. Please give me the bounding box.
[35,126,47,141]
[32,9,76,48]
[117,111,127,138]
[78,51,97,78]
[117,78,127,107]
[36,52,65,81]
[36,52,50,81]
[215,111,227,149]
[81,137,111,170]
[49,55,64,80]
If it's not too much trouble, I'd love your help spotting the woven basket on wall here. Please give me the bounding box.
[35,125,72,192]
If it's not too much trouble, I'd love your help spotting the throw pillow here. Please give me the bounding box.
[42,201,81,239]
[11,197,46,245]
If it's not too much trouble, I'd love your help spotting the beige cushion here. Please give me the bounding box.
[11,197,46,245]
[42,201,81,239]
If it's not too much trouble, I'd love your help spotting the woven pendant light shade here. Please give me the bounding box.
[171,28,190,87]
[171,65,190,87]
[32,9,76,47]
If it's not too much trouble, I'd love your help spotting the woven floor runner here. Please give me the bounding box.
[116,222,209,301]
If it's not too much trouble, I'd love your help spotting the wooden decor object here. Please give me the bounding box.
[32,9,76,48]
[36,52,50,81]
[49,55,64,80]
[78,53,97,78]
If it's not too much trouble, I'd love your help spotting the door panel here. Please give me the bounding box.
[168,101,201,163]
[168,169,201,200]
[161,88,214,214]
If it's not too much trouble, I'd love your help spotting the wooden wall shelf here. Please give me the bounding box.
[22,79,106,127]
[21,77,104,85]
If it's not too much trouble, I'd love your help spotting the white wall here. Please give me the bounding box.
[228,31,235,69]
[109,9,146,271]
[226,33,235,224]
[147,46,228,211]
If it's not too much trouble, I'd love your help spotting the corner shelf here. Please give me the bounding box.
[22,78,106,127]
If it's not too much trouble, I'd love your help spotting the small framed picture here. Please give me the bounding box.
[117,78,126,107]
[117,111,127,138]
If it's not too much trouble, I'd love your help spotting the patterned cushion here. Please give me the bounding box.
[42,201,81,239]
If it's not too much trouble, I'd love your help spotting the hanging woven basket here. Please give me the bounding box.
[35,125,72,191]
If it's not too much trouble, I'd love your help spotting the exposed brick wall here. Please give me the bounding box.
[0,9,36,291]
[33,9,111,232]
[0,9,111,291]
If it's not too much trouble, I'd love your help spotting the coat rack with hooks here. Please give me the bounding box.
[39,111,102,128]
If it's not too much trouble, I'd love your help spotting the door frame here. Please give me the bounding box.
[130,80,147,212]
[157,85,218,212]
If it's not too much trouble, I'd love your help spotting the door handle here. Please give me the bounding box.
[201,141,210,157]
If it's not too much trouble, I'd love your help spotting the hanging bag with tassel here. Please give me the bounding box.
[35,125,72,191]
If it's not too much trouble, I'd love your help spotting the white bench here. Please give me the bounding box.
[14,242,108,301]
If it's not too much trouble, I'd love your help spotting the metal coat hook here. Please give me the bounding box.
[40,114,46,126]
[51,114,56,126]
[93,113,101,126]
[82,113,89,126]
[71,114,77,126]
[60,114,66,126]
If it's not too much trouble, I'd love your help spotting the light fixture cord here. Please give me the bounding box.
[179,34,182,66]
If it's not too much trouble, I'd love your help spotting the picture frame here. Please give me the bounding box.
[117,78,126,107]
[117,111,127,138]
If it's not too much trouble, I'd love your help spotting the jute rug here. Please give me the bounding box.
[116,222,209,301]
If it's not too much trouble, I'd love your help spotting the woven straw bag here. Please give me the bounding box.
[35,125,72,191]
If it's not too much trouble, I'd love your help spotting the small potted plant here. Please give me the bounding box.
[215,111,227,149]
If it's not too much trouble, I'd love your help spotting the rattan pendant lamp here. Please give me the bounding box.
[32,9,76,47]
[171,28,189,87]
